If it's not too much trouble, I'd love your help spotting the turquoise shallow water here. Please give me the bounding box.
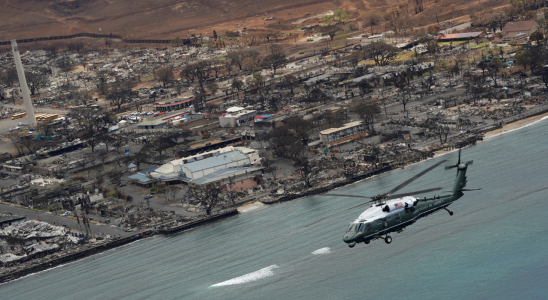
[2,118,548,300]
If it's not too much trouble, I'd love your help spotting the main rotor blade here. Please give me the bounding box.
[386,187,443,200]
[306,201,370,227]
[386,160,447,195]
[315,193,372,199]
[308,187,443,227]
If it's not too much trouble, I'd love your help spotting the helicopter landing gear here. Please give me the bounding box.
[444,207,454,216]
[364,239,370,245]
[384,236,392,244]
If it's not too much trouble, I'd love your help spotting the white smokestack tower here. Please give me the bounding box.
[11,40,36,126]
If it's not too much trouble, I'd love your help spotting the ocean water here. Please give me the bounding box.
[2,118,548,300]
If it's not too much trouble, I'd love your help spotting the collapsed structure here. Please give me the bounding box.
[0,220,79,267]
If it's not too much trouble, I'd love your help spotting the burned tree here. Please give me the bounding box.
[183,184,224,215]
[261,44,286,77]
[351,98,380,132]
[362,42,399,66]
[285,116,314,145]
[293,150,320,188]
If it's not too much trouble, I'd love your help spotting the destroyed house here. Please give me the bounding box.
[0,213,25,229]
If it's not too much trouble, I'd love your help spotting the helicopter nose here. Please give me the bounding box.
[343,232,355,243]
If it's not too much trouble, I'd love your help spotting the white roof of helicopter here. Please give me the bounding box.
[353,196,417,223]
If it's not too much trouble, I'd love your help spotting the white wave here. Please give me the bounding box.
[485,115,548,140]
[210,265,279,287]
[311,247,331,255]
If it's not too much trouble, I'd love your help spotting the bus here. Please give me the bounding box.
[36,114,59,121]
[12,112,26,120]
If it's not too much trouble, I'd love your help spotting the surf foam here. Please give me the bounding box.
[311,247,331,255]
[210,265,279,287]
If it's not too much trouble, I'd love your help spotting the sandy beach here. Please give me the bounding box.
[237,201,265,213]
[430,110,548,157]
[484,111,548,138]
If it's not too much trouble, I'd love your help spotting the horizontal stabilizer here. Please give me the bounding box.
[461,188,481,191]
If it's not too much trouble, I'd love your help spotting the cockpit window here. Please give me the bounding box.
[357,223,364,232]
[346,224,357,232]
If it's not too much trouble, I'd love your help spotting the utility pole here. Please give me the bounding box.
[11,40,36,126]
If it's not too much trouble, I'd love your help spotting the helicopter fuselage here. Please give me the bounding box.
[343,161,470,247]
[343,192,463,247]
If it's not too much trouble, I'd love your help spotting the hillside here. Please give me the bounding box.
[0,0,342,41]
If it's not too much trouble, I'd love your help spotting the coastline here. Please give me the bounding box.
[484,111,548,139]
[432,110,548,157]
[1,108,547,285]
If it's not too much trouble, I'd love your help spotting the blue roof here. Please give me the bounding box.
[128,167,161,182]
[128,173,151,183]
[184,150,248,172]
[127,163,136,168]
[142,167,160,173]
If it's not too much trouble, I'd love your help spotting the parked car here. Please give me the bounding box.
[62,211,71,216]
[144,195,153,199]
[119,183,126,187]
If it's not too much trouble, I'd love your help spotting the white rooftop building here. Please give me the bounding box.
[219,106,257,127]
[129,146,261,186]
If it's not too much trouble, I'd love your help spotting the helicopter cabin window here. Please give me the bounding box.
[376,219,383,226]
[386,215,392,221]
[395,213,401,221]
[364,223,372,232]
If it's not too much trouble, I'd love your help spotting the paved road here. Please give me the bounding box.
[0,202,133,238]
